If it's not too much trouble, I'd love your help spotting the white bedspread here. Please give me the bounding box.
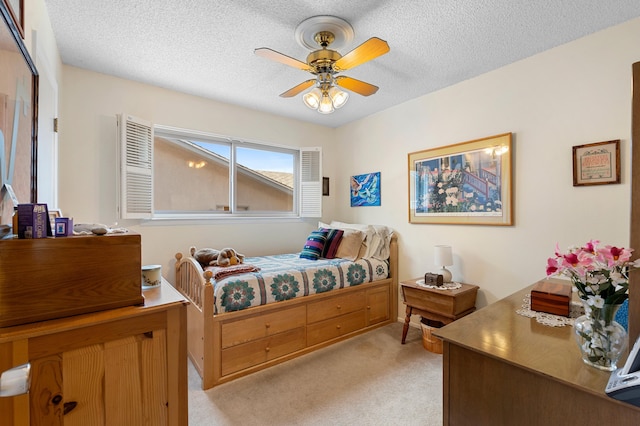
[207,254,390,314]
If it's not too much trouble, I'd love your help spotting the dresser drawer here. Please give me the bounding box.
[221,327,306,376]
[307,310,366,346]
[307,290,365,324]
[221,305,306,349]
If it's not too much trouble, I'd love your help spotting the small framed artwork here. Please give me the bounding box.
[2,0,23,38]
[572,140,620,186]
[350,172,381,207]
[48,208,62,231]
[322,177,329,196]
[408,133,513,225]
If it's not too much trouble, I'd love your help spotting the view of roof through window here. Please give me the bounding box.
[192,140,294,189]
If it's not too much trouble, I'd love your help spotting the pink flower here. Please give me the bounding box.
[546,258,559,275]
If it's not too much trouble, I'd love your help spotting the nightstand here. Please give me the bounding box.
[400,278,479,344]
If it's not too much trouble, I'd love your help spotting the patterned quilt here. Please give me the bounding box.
[207,253,390,314]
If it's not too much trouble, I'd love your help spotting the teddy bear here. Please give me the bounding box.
[191,247,220,268]
[215,248,245,267]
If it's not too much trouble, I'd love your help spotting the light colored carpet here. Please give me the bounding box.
[188,322,443,425]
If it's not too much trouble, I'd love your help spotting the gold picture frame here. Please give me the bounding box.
[408,133,513,225]
[572,140,620,186]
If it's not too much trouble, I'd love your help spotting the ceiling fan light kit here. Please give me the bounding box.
[255,15,389,115]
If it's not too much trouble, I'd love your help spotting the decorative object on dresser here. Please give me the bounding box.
[0,232,143,327]
[142,264,162,288]
[400,278,478,347]
[434,244,453,283]
[546,239,639,371]
[173,223,397,389]
[530,279,572,317]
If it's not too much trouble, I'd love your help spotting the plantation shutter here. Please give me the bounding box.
[300,147,322,217]
[118,113,153,219]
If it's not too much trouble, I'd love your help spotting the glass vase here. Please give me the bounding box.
[573,301,628,371]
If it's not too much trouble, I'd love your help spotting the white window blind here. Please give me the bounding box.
[300,147,322,217]
[118,113,153,219]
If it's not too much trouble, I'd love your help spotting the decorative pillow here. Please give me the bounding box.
[335,229,366,261]
[320,228,344,259]
[300,230,329,260]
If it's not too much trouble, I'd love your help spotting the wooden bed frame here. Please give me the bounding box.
[173,235,398,389]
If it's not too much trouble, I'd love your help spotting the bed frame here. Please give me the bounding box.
[173,235,398,389]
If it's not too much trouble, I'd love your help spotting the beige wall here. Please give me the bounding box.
[25,1,640,317]
[57,66,337,282]
[335,17,640,309]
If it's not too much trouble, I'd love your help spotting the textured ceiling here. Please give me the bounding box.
[45,1,640,128]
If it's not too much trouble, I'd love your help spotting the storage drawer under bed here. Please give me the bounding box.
[221,305,306,349]
[221,327,306,376]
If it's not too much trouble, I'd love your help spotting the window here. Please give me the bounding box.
[118,114,321,220]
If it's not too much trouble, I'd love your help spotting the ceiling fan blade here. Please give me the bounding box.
[333,37,390,71]
[335,76,379,96]
[255,47,312,72]
[279,79,316,98]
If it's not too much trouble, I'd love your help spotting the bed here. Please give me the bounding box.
[173,224,398,389]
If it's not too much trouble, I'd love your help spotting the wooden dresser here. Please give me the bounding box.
[435,284,640,425]
[0,280,188,426]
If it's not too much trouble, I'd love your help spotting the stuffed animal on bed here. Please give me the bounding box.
[215,248,245,267]
[192,247,221,268]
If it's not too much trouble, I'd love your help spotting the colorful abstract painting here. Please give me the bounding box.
[350,172,381,207]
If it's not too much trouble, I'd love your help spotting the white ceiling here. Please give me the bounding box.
[45,1,640,128]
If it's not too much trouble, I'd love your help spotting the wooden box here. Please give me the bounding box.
[0,233,143,327]
[530,279,572,317]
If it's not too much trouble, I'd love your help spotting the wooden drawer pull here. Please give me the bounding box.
[336,305,342,309]
[265,323,271,328]
[265,347,270,352]
[336,325,341,330]
[367,305,371,310]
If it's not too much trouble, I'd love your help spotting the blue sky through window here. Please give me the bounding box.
[193,140,293,173]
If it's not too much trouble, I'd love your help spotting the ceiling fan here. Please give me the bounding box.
[255,16,390,114]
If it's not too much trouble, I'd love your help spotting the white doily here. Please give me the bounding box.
[415,279,462,290]
[515,293,584,327]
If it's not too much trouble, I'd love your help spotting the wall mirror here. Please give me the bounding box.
[0,1,38,225]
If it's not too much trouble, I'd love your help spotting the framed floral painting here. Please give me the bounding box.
[408,133,513,225]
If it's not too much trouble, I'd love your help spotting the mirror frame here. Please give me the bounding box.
[0,1,38,211]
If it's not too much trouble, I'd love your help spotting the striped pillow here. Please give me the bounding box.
[321,228,344,259]
[300,230,329,260]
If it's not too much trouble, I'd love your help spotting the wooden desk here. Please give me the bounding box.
[435,284,640,425]
[400,279,478,344]
[0,280,189,426]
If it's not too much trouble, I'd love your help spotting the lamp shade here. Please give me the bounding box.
[434,245,453,267]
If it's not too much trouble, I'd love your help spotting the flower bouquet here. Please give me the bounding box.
[546,240,638,370]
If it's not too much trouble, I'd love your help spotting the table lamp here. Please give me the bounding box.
[434,245,453,283]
